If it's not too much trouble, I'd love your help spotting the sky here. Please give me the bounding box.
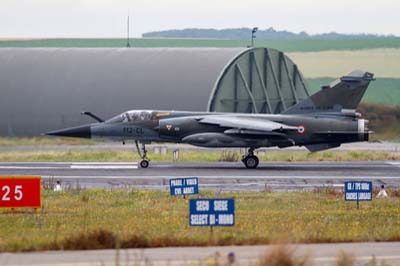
[1,0,399,38]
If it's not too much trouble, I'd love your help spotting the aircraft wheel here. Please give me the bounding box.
[243,155,259,169]
[140,160,149,168]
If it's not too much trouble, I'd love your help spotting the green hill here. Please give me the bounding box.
[143,27,388,40]
[1,37,400,52]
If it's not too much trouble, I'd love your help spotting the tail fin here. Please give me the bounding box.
[283,70,374,115]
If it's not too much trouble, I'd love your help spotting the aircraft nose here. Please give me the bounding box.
[45,124,91,138]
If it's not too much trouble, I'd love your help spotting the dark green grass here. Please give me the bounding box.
[0,150,398,162]
[2,38,400,52]
[1,190,400,252]
[307,78,400,106]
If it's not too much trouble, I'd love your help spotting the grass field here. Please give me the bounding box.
[0,149,398,163]
[0,137,95,146]
[307,78,400,106]
[2,37,400,52]
[289,48,400,78]
[1,189,399,252]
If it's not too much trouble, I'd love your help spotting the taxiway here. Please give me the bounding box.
[0,161,399,191]
[1,242,400,266]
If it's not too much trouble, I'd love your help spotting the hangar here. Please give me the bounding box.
[0,47,309,136]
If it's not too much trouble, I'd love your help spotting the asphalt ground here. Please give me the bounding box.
[1,242,400,266]
[0,161,399,191]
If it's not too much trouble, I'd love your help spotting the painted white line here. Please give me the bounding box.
[0,260,249,266]
[0,162,138,165]
[314,255,400,262]
[3,255,400,266]
[0,164,138,170]
[42,175,138,179]
[40,175,400,180]
[70,165,138,169]
[387,161,400,166]
[199,183,345,188]
[0,166,64,169]
[151,163,392,169]
[70,162,138,165]
[0,161,386,166]
[2,263,113,266]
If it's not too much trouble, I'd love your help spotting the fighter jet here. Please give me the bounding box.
[46,70,374,169]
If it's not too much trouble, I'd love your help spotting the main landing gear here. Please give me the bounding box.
[242,147,259,169]
[135,141,150,168]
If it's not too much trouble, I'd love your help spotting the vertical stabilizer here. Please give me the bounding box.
[283,70,374,115]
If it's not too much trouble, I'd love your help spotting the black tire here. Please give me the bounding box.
[243,155,259,169]
[140,160,149,168]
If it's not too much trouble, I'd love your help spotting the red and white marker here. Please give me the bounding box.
[0,176,41,208]
[297,125,306,134]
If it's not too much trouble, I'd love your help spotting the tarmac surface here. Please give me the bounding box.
[1,242,400,266]
[0,160,399,191]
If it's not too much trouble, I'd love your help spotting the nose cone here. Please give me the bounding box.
[46,124,91,138]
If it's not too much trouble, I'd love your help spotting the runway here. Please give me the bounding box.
[0,161,399,191]
[1,242,400,266]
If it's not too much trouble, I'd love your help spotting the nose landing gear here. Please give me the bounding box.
[135,141,150,168]
[139,159,149,168]
[242,147,259,169]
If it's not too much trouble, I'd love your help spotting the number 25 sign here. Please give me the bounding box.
[0,176,41,208]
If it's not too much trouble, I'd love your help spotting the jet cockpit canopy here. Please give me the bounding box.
[106,110,153,123]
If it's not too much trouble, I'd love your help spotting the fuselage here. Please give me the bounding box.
[87,110,368,149]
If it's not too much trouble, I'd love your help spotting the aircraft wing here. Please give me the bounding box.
[199,115,298,135]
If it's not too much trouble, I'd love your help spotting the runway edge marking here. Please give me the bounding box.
[386,161,400,167]
[70,165,138,169]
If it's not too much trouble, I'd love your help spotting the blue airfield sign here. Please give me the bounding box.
[169,177,199,196]
[189,199,235,226]
[345,181,372,201]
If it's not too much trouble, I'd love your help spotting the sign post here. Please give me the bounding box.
[0,176,41,209]
[344,181,372,209]
[169,177,199,197]
[189,199,235,227]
